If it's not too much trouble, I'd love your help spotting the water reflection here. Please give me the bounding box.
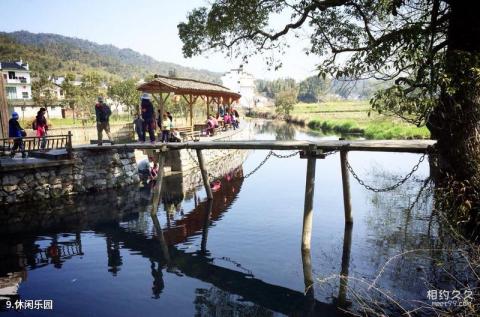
[0,162,350,316]
[337,223,353,308]
[194,287,274,317]
[1,120,470,316]
[253,121,296,140]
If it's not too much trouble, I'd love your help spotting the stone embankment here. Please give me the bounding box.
[72,148,139,192]
[0,147,139,204]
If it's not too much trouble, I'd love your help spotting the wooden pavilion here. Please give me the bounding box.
[137,75,241,128]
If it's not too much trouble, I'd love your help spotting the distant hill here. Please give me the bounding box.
[0,31,221,82]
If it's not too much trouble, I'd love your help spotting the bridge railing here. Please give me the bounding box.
[0,131,73,157]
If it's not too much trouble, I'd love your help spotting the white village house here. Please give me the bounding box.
[221,66,256,108]
[0,60,63,118]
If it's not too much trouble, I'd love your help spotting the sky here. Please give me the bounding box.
[0,0,321,80]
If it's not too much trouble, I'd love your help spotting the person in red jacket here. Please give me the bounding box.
[34,107,48,149]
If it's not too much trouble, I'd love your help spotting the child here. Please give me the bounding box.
[161,113,171,143]
[133,113,144,142]
[8,112,27,158]
[170,128,181,142]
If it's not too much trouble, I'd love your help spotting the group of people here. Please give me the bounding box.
[8,107,49,158]
[218,105,240,130]
[205,105,240,136]
[7,93,242,158]
[133,93,181,144]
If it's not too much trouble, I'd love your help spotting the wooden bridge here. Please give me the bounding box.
[100,138,434,252]
[2,136,435,252]
[91,139,435,153]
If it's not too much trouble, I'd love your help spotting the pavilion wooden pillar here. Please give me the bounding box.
[213,97,221,118]
[182,94,198,128]
[205,96,214,118]
[189,95,193,127]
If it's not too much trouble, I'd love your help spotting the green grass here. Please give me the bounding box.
[256,100,431,140]
[292,100,371,114]
[307,119,429,139]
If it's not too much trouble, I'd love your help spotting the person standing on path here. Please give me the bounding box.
[161,113,171,143]
[8,112,26,158]
[140,93,156,143]
[133,113,144,142]
[34,107,48,149]
[95,96,113,145]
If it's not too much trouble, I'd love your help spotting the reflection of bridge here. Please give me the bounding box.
[160,169,244,246]
[0,166,352,315]
[95,177,342,316]
[0,234,83,299]
[0,234,83,277]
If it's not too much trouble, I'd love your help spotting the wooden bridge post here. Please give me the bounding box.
[196,149,213,200]
[151,148,166,215]
[150,213,170,262]
[302,144,317,251]
[201,199,213,254]
[301,248,314,296]
[338,222,353,307]
[340,149,353,223]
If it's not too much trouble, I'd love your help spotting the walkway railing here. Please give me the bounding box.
[1,131,73,157]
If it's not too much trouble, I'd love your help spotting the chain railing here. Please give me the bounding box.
[243,151,274,179]
[186,146,429,194]
[185,148,304,180]
[345,152,427,193]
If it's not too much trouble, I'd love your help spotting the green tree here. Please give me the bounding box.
[61,73,82,121]
[178,0,480,226]
[255,78,297,99]
[32,72,56,110]
[79,71,103,116]
[298,76,331,103]
[275,89,297,117]
[108,79,141,116]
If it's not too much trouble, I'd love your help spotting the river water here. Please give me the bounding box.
[0,121,470,316]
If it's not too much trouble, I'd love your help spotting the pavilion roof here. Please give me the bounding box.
[137,75,241,101]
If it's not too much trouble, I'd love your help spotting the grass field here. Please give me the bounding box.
[256,100,430,139]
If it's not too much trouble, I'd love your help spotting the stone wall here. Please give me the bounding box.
[0,147,140,205]
[0,164,74,204]
[72,147,139,192]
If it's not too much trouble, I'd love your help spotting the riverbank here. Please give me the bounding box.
[247,101,430,139]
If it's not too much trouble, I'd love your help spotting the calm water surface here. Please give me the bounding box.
[0,121,467,316]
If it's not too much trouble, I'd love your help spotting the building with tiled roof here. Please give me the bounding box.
[0,60,32,102]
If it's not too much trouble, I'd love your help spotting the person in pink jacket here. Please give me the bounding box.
[34,108,48,149]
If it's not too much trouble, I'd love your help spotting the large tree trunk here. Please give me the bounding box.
[427,0,480,234]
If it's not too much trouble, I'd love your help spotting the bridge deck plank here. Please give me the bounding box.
[78,139,435,153]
